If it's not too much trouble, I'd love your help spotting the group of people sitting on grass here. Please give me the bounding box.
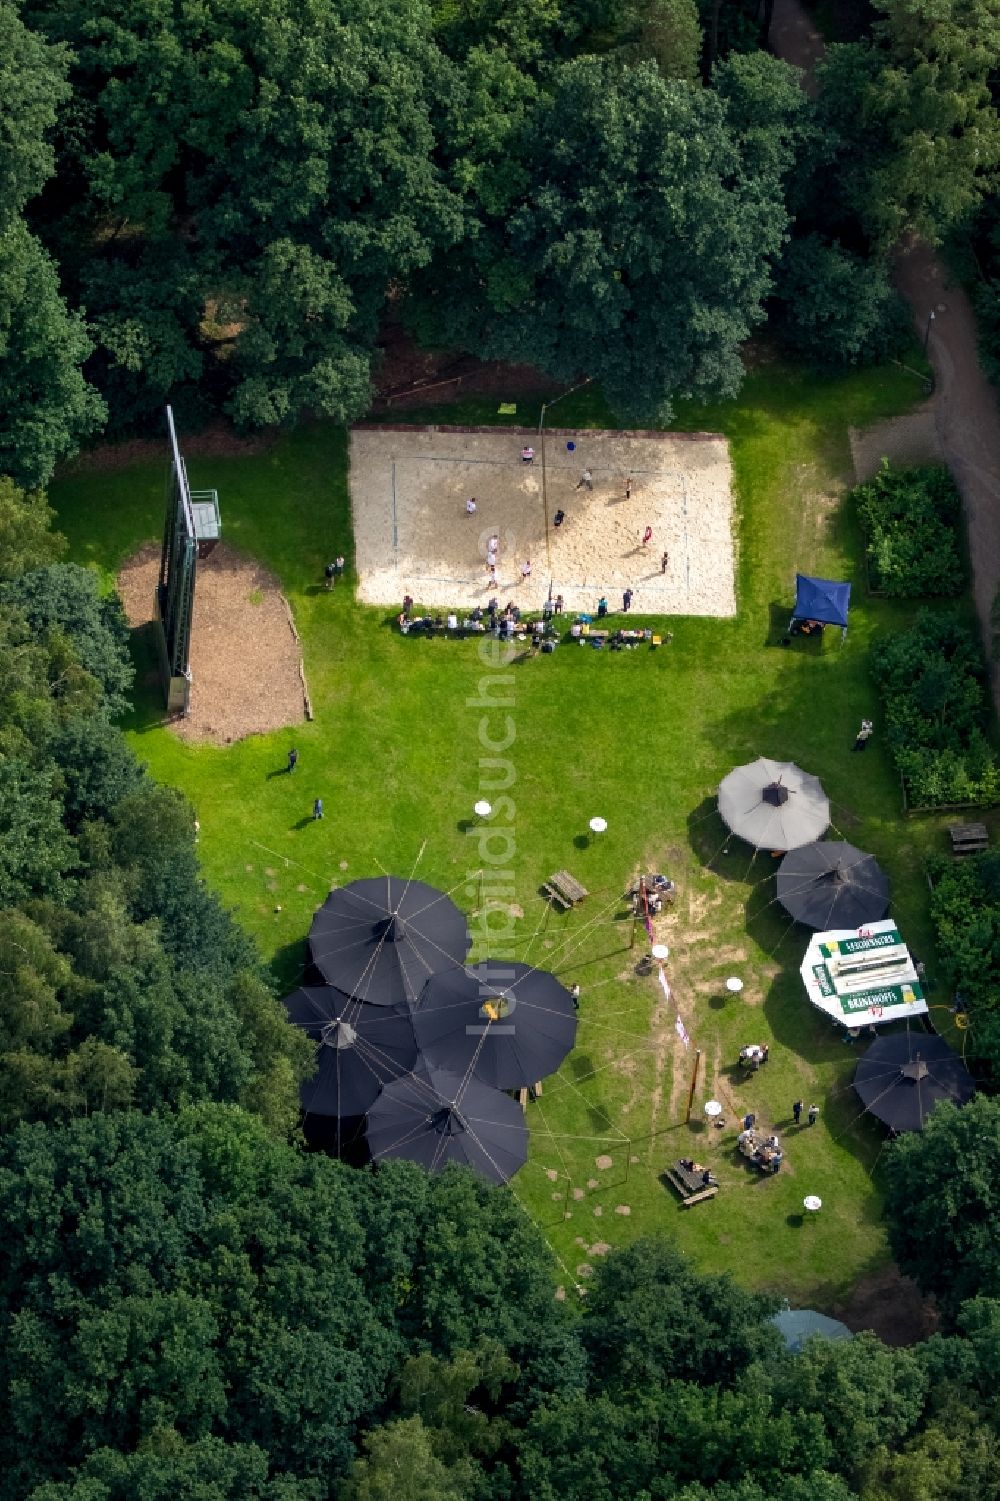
[397,596,561,645]
[395,592,674,651]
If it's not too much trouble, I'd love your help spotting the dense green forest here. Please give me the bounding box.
[3,0,1000,483]
[4,1,1000,1496]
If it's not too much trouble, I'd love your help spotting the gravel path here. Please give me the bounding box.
[894,241,1000,706]
[771,0,1000,708]
[848,402,941,482]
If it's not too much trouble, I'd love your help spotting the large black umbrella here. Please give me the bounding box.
[308,876,470,1006]
[718,758,830,851]
[366,1062,528,1183]
[282,985,418,1118]
[777,841,890,930]
[413,962,578,1090]
[854,1030,975,1133]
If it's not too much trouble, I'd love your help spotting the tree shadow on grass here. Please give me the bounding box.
[268,936,310,993]
[123,622,177,734]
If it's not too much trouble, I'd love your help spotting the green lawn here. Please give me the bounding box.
[49,362,965,1305]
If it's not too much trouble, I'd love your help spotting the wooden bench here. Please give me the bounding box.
[681,1185,719,1206]
[949,823,989,856]
[544,870,589,908]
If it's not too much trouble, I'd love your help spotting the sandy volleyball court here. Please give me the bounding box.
[350,425,736,616]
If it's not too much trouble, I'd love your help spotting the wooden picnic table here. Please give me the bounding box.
[663,1159,719,1206]
[543,870,589,910]
[949,823,989,856]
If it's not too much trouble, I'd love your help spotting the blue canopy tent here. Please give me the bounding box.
[788,574,852,641]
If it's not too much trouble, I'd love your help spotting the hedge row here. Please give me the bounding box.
[872,610,1000,808]
[853,461,964,598]
[927,851,1000,1082]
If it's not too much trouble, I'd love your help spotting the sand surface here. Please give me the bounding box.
[350,425,736,616]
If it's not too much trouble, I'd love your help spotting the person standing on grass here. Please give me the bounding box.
[642,525,653,547]
[324,561,336,590]
[853,719,874,752]
[570,983,581,1011]
[313,797,324,820]
[661,550,669,574]
[792,1099,803,1125]
[808,1103,819,1126]
[334,556,345,583]
[287,747,298,773]
[623,588,633,612]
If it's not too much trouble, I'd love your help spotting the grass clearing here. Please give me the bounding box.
[50,361,965,1305]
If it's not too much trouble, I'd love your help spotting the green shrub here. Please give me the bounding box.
[927,851,1000,1083]
[974,278,1000,389]
[873,610,999,807]
[853,461,964,597]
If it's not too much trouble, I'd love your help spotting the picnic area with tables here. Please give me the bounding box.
[50,361,979,1311]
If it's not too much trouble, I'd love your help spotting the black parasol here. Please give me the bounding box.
[282,985,418,1119]
[854,1030,975,1133]
[718,757,830,851]
[308,876,470,1006]
[777,841,890,930]
[412,962,577,1090]
[366,1061,528,1183]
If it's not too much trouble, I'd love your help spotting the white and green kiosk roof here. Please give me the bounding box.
[800,918,927,1027]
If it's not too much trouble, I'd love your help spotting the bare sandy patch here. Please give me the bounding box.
[350,424,735,615]
[118,540,305,745]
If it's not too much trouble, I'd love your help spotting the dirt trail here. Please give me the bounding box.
[770,0,1000,709]
[769,0,823,93]
[894,241,1000,708]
